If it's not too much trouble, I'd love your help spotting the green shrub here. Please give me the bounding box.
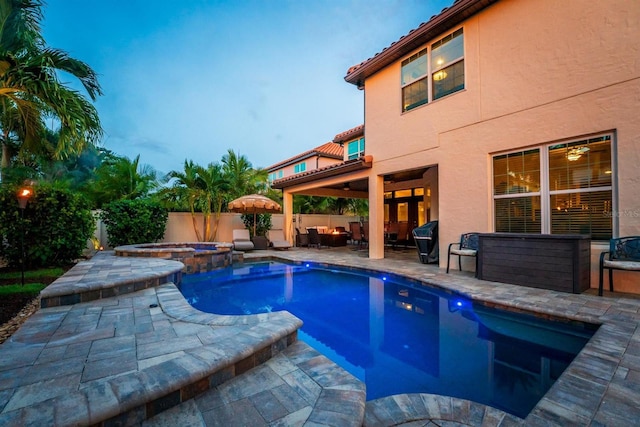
[101,199,168,247]
[0,184,95,268]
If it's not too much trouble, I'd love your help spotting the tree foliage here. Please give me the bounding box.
[100,199,167,247]
[0,0,103,179]
[86,153,159,208]
[0,183,95,268]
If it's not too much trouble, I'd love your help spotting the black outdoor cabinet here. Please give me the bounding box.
[477,233,591,293]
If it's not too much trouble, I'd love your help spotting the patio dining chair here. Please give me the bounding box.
[295,228,309,247]
[447,233,479,276]
[307,228,325,249]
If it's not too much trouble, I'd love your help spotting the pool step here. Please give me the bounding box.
[40,251,183,308]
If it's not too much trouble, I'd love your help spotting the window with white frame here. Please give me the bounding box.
[401,49,428,111]
[294,162,306,174]
[347,137,365,160]
[431,28,464,100]
[493,134,613,240]
[401,28,464,112]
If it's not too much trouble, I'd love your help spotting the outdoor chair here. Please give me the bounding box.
[350,221,367,250]
[268,229,291,250]
[232,229,254,252]
[599,236,640,296]
[387,222,408,249]
[295,228,309,247]
[307,228,325,249]
[447,232,479,275]
[348,222,361,246]
[361,221,369,249]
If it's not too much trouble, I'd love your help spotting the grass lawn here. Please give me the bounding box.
[0,267,68,325]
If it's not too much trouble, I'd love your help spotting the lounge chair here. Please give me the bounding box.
[447,232,479,275]
[232,229,254,251]
[268,229,291,250]
[599,236,640,296]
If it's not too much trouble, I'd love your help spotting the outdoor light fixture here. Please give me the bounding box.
[17,185,33,286]
[343,183,350,191]
[17,187,32,209]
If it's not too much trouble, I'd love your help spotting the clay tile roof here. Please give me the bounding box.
[344,0,497,88]
[266,141,344,172]
[332,124,364,145]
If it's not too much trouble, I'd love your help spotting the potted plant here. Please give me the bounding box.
[241,213,272,250]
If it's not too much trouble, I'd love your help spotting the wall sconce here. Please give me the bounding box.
[343,183,350,191]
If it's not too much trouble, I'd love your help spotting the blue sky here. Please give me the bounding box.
[42,0,452,176]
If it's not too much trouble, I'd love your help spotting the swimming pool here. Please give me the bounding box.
[179,261,596,418]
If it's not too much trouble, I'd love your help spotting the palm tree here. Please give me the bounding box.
[221,149,268,198]
[89,154,159,208]
[197,163,230,241]
[163,160,230,242]
[164,160,204,240]
[0,0,102,178]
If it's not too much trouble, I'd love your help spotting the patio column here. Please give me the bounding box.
[282,190,294,244]
[368,174,384,259]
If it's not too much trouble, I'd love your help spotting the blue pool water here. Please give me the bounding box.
[179,261,596,418]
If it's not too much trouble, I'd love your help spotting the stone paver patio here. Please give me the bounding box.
[0,245,639,426]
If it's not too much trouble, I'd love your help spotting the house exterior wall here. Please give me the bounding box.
[271,156,342,180]
[364,0,640,291]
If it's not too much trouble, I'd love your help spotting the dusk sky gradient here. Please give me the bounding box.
[42,0,452,176]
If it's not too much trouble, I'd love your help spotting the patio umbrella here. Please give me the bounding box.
[227,194,281,237]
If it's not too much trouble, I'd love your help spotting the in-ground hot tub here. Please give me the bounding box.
[115,242,234,274]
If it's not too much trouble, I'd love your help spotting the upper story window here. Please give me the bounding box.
[492,134,613,240]
[294,162,306,174]
[347,137,365,160]
[278,170,283,178]
[401,49,428,112]
[268,172,277,182]
[401,28,464,112]
[431,28,464,100]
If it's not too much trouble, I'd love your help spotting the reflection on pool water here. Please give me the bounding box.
[179,261,596,418]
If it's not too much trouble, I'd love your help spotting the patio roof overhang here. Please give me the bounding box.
[271,155,373,191]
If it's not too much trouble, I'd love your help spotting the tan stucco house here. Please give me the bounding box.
[266,141,344,183]
[273,0,640,293]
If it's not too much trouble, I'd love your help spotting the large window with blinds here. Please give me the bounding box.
[493,134,613,240]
